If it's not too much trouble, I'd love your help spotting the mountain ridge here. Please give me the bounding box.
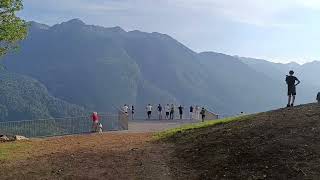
[2,19,319,116]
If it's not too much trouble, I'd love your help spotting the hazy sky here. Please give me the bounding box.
[19,0,320,63]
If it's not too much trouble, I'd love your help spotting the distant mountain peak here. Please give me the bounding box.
[28,21,50,30]
[64,18,86,25]
[107,26,126,33]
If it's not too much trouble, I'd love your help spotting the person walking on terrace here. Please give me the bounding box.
[91,112,99,132]
[285,70,300,107]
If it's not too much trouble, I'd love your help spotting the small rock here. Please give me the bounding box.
[14,135,29,141]
[0,135,10,141]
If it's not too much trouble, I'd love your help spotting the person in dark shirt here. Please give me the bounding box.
[317,92,320,104]
[200,108,206,122]
[178,105,184,119]
[285,70,300,107]
[170,104,175,120]
[157,104,163,120]
[189,106,194,120]
[131,105,135,120]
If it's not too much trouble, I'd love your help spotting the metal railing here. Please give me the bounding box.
[0,114,124,138]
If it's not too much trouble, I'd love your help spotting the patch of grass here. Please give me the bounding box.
[0,142,32,161]
[154,115,254,140]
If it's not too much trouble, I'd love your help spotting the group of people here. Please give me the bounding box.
[146,104,207,121]
[122,104,207,121]
[285,70,320,107]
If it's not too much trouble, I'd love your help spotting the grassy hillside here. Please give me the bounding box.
[158,103,320,179]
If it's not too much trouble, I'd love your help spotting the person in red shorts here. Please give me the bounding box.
[91,112,99,132]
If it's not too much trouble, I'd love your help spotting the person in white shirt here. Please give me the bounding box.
[195,105,200,120]
[165,104,170,119]
[122,104,129,114]
[146,104,153,119]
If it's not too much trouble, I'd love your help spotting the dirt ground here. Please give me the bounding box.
[166,103,320,179]
[0,133,175,180]
[2,104,320,179]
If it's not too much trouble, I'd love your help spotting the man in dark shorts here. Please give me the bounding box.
[285,70,300,107]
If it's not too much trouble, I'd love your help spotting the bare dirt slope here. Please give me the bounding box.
[166,103,320,179]
[0,133,173,180]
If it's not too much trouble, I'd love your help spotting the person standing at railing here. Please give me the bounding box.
[131,105,135,120]
[170,104,175,120]
[200,108,206,122]
[178,105,184,119]
[91,112,100,132]
[157,104,163,120]
[189,106,194,120]
[165,104,170,119]
[146,104,153,120]
[196,105,201,120]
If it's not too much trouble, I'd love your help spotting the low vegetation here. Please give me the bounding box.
[0,142,31,160]
[155,115,255,140]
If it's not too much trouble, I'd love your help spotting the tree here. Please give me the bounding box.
[0,0,27,57]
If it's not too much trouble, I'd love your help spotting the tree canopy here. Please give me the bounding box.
[0,0,27,57]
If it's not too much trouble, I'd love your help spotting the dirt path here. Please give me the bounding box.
[0,119,199,179]
[0,133,173,180]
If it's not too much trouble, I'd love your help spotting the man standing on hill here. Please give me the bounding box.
[286,70,300,107]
